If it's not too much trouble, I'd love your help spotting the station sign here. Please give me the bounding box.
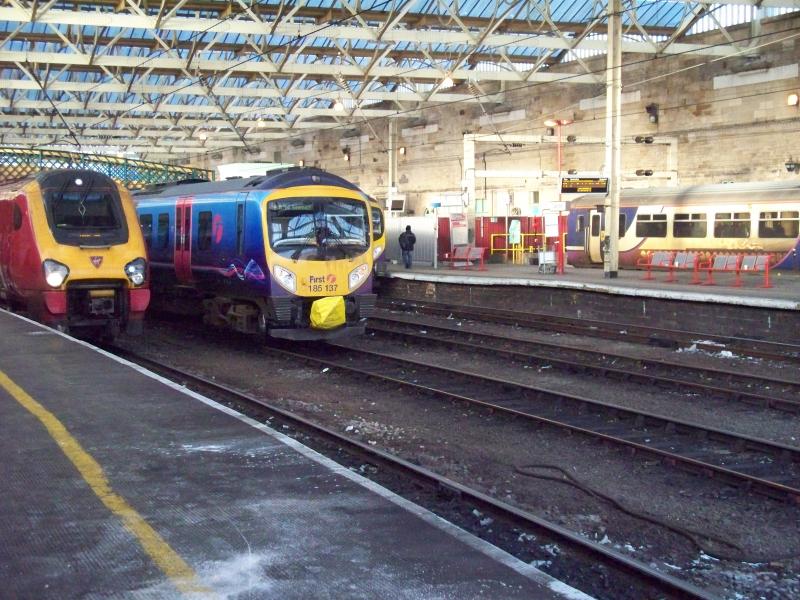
[561,177,609,194]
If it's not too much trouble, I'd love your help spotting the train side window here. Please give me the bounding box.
[198,211,213,251]
[635,214,667,237]
[759,211,799,238]
[618,214,627,237]
[590,214,600,236]
[371,207,384,241]
[673,213,707,238]
[157,213,170,249]
[576,215,586,232]
[714,212,750,238]
[139,214,153,248]
[12,204,22,230]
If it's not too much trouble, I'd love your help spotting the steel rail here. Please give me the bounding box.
[379,299,800,365]
[367,313,800,413]
[281,342,800,503]
[109,344,719,600]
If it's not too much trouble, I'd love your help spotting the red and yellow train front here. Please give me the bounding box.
[1,170,149,336]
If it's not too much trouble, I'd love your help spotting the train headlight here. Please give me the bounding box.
[273,265,296,292]
[348,263,370,290]
[372,245,384,259]
[125,257,147,286]
[43,259,70,288]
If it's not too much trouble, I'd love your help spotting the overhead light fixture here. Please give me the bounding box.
[441,75,454,89]
[786,158,798,173]
[198,131,207,140]
[399,146,406,156]
[342,149,350,162]
[646,103,659,124]
[544,118,573,127]
[635,169,654,176]
[634,136,654,144]
[333,99,345,112]
[566,135,577,143]
[257,118,265,128]
[567,169,578,175]
[788,93,799,107]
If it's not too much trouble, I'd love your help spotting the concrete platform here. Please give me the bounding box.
[387,263,800,311]
[0,309,589,600]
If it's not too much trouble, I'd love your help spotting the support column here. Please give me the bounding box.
[463,134,477,243]
[604,0,622,278]
[388,119,397,208]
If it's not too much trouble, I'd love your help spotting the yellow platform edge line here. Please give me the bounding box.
[0,369,213,597]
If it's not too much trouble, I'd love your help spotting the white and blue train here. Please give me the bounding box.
[567,181,800,270]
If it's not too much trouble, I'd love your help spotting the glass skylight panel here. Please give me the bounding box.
[689,4,798,35]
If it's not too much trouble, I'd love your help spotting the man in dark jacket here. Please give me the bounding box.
[398,225,416,269]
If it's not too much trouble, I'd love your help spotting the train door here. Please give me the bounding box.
[235,193,247,258]
[174,196,193,283]
[587,209,603,263]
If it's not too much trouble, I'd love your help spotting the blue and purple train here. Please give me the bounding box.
[134,167,385,340]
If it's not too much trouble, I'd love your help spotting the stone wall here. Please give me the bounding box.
[193,13,800,216]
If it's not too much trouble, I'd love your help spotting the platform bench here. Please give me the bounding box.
[443,245,471,268]
[667,251,701,284]
[452,246,487,271]
[701,254,741,286]
[636,251,674,280]
[736,254,773,288]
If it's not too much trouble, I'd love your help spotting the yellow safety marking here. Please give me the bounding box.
[0,369,212,597]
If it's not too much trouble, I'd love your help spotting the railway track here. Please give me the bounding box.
[109,344,718,600]
[380,299,800,365]
[284,341,800,503]
[367,312,800,413]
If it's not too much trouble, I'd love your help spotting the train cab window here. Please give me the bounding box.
[635,213,667,237]
[673,213,707,238]
[576,215,586,232]
[12,204,22,230]
[139,214,153,248]
[157,213,170,249]
[267,197,370,261]
[714,212,750,238]
[759,211,799,239]
[198,211,213,251]
[39,171,128,246]
[371,207,384,241]
[618,214,627,237]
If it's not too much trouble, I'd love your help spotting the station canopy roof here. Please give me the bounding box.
[0,0,797,161]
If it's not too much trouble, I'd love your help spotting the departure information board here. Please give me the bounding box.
[561,177,609,194]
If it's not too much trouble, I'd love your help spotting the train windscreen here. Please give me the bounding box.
[267,197,370,260]
[39,171,129,246]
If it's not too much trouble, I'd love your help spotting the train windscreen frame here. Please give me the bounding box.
[267,197,370,261]
[39,171,129,247]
